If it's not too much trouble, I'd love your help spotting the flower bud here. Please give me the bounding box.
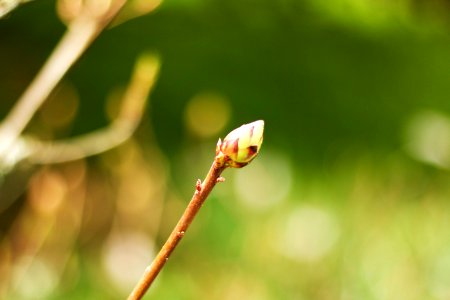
[217,120,264,168]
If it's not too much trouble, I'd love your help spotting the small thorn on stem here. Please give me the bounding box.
[216,176,225,183]
[196,179,202,193]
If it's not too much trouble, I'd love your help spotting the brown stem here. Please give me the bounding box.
[127,158,227,300]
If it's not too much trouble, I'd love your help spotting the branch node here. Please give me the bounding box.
[216,176,225,183]
[195,179,202,193]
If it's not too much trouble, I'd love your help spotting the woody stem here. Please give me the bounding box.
[127,157,226,300]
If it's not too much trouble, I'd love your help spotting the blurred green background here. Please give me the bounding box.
[1,0,450,299]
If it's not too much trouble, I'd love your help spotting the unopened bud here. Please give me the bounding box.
[217,120,264,168]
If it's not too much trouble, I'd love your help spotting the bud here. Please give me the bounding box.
[217,120,264,168]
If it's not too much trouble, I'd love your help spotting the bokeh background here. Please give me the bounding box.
[1,0,450,299]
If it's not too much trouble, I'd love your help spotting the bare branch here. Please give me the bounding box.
[0,0,32,18]
[27,54,160,164]
[0,0,126,168]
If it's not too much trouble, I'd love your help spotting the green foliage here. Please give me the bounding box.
[1,0,450,299]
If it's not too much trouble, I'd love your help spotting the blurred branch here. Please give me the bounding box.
[0,0,126,169]
[111,0,162,27]
[0,0,32,18]
[27,54,160,164]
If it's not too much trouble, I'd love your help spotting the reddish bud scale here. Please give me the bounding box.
[216,120,264,168]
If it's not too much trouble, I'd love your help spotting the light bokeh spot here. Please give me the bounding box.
[233,150,291,211]
[12,257,58,299]
[429,252,450,300]
[221,273,269,300]
[404,110,450,169]
[184,91,231,138]
[276,205,340,262]
[28,169,66,216]
[102,230,155,294]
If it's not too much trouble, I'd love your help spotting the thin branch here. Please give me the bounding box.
[127,159,227,300]
[27,121,135,164]
[127,120,265,300]
[0,0,126,165]
[27,54,160,164]
[0,0,32,18]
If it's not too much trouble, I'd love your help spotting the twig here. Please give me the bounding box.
[127,158,226,300]
[27,120,137,164]
[127,120,265,300]
[27,54,159,164]
[0,0,32,18]
[0,0,126,166]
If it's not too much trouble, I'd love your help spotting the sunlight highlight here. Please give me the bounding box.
[102,230,156,294]
[404,110,450,169]
[12,257,58,299]
[233,150,291,211]
[276,205,339,262]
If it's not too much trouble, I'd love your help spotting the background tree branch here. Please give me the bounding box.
[27,54,159,164]
[0,0,127,170]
